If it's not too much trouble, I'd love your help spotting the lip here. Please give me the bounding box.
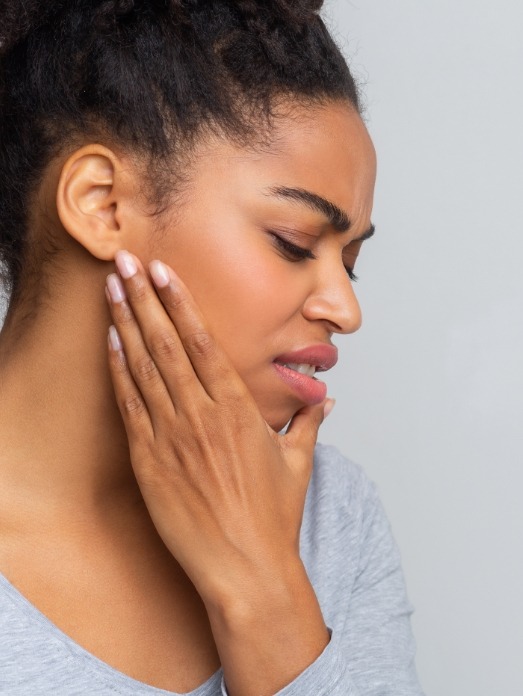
[271,344,337,406]
[273,344,338,372]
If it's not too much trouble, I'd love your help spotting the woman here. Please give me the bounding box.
[0,1,424,694]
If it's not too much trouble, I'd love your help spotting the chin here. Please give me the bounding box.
[247,383,303,434]
[258,403,299,435]
[267,419,289,435]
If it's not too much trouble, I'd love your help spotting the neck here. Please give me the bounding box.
[0,260,141,518]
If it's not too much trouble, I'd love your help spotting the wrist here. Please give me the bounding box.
[202,552,302,615]
[204,554,327,638]
[203,556,330,696]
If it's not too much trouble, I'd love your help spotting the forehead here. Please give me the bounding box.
[267,101,376,218]
[188,101,376,227]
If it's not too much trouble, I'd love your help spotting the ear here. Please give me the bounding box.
[56,144,134,261]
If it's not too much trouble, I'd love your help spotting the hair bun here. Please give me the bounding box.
[0,0,165,50]
[0,1,61,53]
[232,0,323,25]
[89,0,194,33]
[0,0,323,52]
[275,0,324,17]
[1,2,84,55]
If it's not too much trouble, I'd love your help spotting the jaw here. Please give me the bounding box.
[237,364,309,433]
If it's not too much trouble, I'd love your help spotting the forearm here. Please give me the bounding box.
[204,557,330,696]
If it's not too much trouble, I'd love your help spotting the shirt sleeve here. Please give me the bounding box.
[220,478,425,696]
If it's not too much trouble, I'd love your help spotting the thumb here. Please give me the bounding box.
[284,397,336,454]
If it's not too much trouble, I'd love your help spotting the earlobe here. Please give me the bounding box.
[57,145,125,261]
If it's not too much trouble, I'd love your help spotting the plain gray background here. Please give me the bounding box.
[1,2,522,694]
[320,1,523,695]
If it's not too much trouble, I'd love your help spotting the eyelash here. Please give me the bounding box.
[270,233,359,282]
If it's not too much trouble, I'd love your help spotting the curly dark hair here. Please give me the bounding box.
[0,0,360,303]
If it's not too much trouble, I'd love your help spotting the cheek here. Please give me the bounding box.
[158,224,303,368]
[183,247,308,429]
[189,248,296,368]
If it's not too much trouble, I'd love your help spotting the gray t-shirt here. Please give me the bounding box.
[0,443,425,695]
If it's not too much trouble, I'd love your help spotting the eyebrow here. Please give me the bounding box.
[265,185,376,242]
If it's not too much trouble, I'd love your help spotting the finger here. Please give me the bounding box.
[113,251,209,407]
[148,259,252,404]
[106,272,178,426]
[282,399,331,469]
[323,398,336,419]
[106,325,154,443]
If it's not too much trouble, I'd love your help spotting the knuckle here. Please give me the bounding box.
[163,289,188,314]
[126,276,148,303]
[233,380,251,401]
[185,331,215,357]
[219,380,252,409]
[150,330,178,362]
[110,349,128,374]
[115,301,135,327]
[121,394,146,417]
[134,354,159,382]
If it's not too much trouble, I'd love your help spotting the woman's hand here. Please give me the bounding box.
[105,250,331,695]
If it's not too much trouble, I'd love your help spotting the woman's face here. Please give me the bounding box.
[149,101,376,431]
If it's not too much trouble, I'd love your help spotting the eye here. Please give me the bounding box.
[270,231,359,282]
[270,232,315,262]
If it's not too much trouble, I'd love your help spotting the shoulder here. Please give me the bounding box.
[301,443,399,586]
[301,442,383,563]
[308,441,380,519]
[304,448,422,695]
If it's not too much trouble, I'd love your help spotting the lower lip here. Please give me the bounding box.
[272,363,327,406]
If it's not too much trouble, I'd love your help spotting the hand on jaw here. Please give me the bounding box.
[105,249,331,696]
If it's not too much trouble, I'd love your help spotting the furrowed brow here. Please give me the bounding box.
[353,224,376,243]
[265,185,351,233]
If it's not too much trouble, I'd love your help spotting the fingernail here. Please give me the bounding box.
[106,273,126,303]
[149,260,171,288]
[323,398,336,419]
[115,250,137,279]
[108,325,123,352]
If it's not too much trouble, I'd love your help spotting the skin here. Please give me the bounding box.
[0,100,376,694]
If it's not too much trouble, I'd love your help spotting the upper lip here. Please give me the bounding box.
[273,344,338,372]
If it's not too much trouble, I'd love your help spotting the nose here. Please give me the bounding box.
[301,258,362,334]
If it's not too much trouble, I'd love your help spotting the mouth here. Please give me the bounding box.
[272,344,338,406]
[273,344,338,374]
[274,362,318,378]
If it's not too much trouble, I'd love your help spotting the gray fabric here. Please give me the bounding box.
[0,443,425,695]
